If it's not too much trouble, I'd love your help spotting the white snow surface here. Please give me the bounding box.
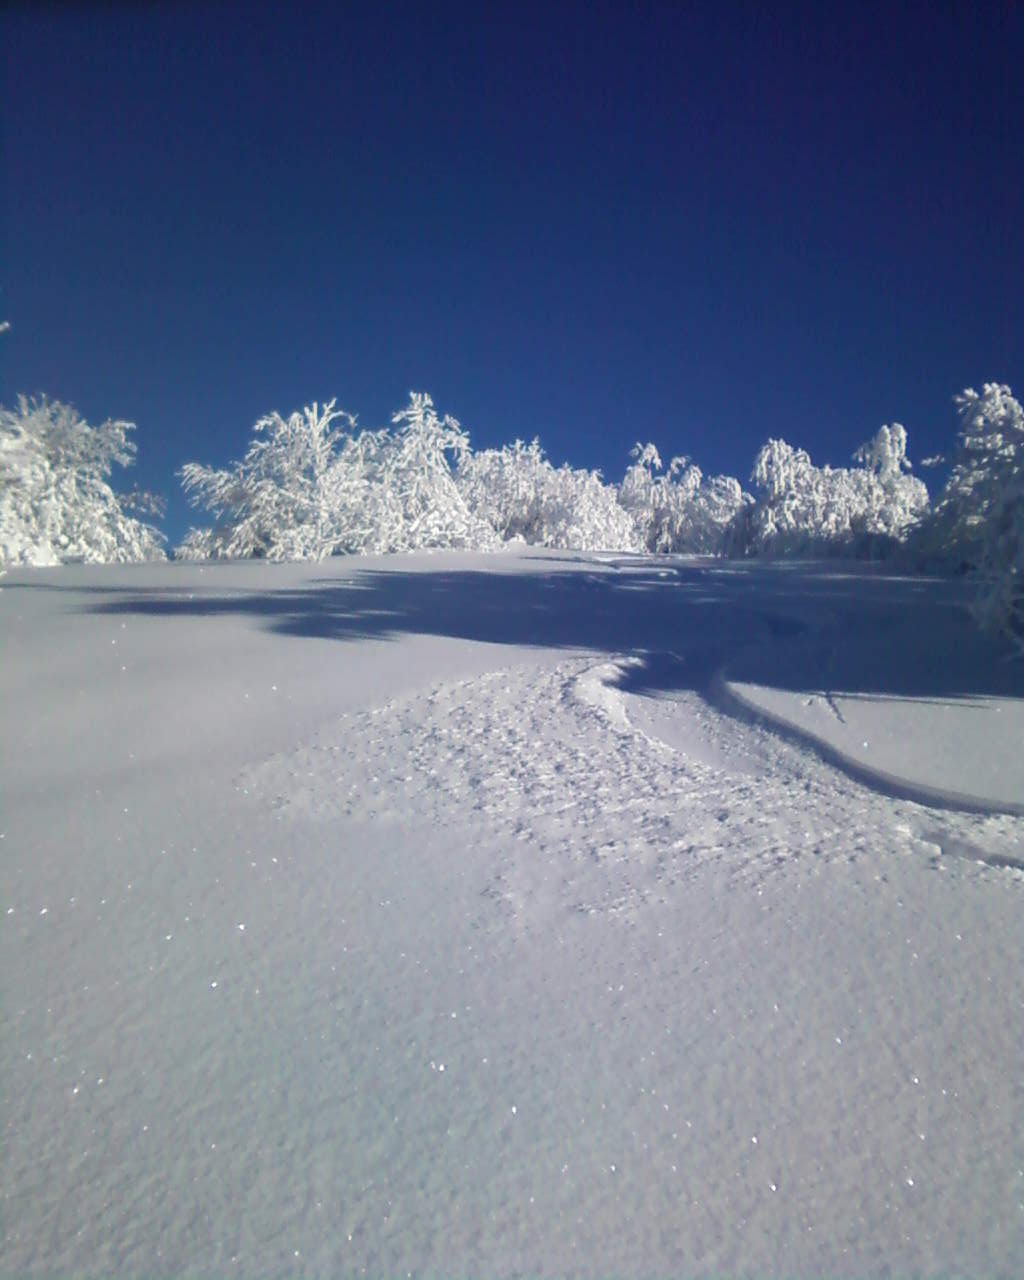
[2,550,1022,1278]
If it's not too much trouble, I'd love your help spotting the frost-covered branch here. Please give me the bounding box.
[618,441,748,553]
[178,400,370,561]
[923,384,1024,649]
[0,395,165,565]
[458,438,640,552]
[734,427,928,557]
[169,380,1022,653]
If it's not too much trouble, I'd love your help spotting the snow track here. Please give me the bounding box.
[243,651,1024,928]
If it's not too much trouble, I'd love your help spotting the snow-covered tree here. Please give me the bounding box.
[971,487,1024,653]
[732,439,821,554]
[735,427,928,556]
[924,384,1024,649]
[926,385,1023,556]
[849,423,930,541]
[458,438,641,551]
[540,462,642,552]
[618,442,748,553]
[0,395,165,566]
[178,393,498,560]
[178,400,372,561]
[853,422,910,483]
[367,393,498,553]
[457,439,551,544]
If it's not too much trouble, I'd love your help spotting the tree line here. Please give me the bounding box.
[1,383,1021,652]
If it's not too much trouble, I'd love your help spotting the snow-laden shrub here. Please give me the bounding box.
[850,423,931,547]
[972,487,1024,654]
[456,439,549,544]
[540,464,643,552]
[366,394,498,553]
[458,439,641,551]
[926,384,1023,554]
[179,393,497,560]
[618,442,749,553]
[0,395,165,566]
[924,384,1024,650]
[735,425,928,556]
[179,400,374,561]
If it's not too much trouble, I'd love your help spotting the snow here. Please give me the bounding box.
[717,567,1024,814]
[2,550,1022,1277]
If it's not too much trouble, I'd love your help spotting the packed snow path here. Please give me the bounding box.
[2,551,1022,1278]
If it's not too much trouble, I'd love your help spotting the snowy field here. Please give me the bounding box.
[2,549,1022,1278]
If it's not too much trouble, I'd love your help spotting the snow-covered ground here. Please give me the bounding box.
[2,550,1022,1278]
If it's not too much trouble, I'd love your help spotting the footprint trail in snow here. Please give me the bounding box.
[241,653,1024,924]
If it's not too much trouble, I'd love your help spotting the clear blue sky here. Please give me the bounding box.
[2,1,1021,544]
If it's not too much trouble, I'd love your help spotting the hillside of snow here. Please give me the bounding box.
[2,551,1022,1277]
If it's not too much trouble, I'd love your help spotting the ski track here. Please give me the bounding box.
[241,652,1024,926]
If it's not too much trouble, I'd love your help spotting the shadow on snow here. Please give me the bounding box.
[17,555,1021,704]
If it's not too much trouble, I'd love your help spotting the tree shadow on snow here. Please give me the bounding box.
[36,555,1024,705]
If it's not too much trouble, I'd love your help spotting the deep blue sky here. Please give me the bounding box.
[3,1,1021,543]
